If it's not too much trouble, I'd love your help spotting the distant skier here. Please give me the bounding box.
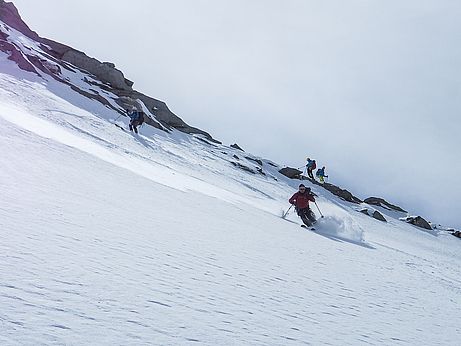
[316,166,328,183]
[289,184,316,227]
[305,158,316,180]
[127,107,144,134]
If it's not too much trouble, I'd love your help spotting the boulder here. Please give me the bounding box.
[279,167,303,179]
[400,216,432,230]
[359,208,370,216]
[231,143,244,151]
[372,211,387,222]
[452,231,461,239]
[364,197,407,213]
[322,183,362,204]
[358,208,387,222]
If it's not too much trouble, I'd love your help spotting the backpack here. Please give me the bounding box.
[311,161,316,170]
[137,111,145,125]
[131,111,144,124]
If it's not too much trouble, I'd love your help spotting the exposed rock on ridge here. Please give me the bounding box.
[400,216,432,230]
[364,197,407,213]
[278,166,362,204]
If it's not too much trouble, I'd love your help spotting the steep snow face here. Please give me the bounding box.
[1,51,461,345]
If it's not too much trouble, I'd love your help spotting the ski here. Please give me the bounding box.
[114,123,126,132]
[301,225,315,231]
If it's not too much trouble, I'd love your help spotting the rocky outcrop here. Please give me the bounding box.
[364,197,407,213]
[372,211,387,222]
[231,162,255,174]
[279,167,302,179]
[321,183,362,204]
[231,143,244,151]
[452,231,461,239]
[400,216,432,230]
[358,208,387,222]
[0,0,39,41]
[62,50,132,91]
[245,157,263,166]
[0,35,38,74]
[279,167,361,204]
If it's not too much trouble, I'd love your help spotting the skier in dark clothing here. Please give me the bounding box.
[127,107,144,134]
[305,158,316,180]
[289,184,317,227]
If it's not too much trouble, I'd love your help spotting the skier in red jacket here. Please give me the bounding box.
[289,184,316,227]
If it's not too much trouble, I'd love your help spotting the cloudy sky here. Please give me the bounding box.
[13,0,461,228]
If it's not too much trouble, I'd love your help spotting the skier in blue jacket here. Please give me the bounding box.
[316,166,328,183]
[127,107,144,134]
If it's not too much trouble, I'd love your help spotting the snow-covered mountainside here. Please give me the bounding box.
[1,2,460,345]
[0,0,214,139]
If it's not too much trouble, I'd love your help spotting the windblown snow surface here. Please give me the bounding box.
[0,52,460,345]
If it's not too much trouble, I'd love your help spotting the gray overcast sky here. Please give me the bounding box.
[12,0,461,227]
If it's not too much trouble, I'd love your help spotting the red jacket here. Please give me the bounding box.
[289,191,315,209]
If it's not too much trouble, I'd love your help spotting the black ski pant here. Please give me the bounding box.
[297,207,316,227]
[129,120,142,134]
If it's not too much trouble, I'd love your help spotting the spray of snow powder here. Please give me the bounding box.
[316,215,365,243]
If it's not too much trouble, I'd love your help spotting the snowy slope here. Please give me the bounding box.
[1,17,461,346]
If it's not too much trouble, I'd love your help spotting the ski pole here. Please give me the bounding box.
[113,111,125,123]
[282,204,294,219]
[314,201,324,218]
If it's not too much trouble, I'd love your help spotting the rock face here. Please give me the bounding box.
[61,50,132,91]
[364,197,407,213]
[0,1,215,140]
[279,167,303,179]
[0,0,39,41]
[400,216,432,230]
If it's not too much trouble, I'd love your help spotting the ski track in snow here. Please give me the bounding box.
[0,67,460,345]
